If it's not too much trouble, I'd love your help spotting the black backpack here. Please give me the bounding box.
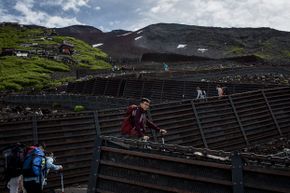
[2,143,26,180]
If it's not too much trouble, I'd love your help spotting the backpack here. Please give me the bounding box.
[22,147,46,178]
[121,105,138,135]
[222,87,228,95]
[2,143,26,180]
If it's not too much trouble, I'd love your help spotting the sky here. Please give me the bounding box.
[0,0,290,32]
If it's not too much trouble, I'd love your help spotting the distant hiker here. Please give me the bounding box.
[121,98,167,141]
[196,87,207,100]
[2,143,26,193]
[222,86,229,96]
[163,63,169,71]
[216,85,224,98]
[22,143,63,193]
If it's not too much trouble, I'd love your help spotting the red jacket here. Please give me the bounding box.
[121,106,160,137]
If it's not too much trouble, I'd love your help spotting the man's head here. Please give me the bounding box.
[140,98,151,111]
[35,143,46,151]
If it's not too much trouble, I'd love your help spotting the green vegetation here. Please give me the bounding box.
[0,56,69,90]
[0,24,110,91]
[74,105,85,112]
[226,46,245,55]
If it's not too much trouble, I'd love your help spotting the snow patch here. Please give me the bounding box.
[136,30,143,34]
[92,43,104,48]
[135,36,143,41]
[177,44,187,49]
[117,32,132,37]
[197,48,208,53]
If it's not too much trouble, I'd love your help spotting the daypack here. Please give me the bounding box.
[22,147,46,178]
[121,105,138,135]
[2,143,26,179]
[222,87,229,95]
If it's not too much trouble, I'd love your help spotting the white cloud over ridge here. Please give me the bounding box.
[0,0,290,31]
[0,0,82,27]
[129,0,290,32]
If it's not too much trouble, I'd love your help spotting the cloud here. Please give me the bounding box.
[1,0,290,31]
[2,0,83,27]
[40,0,90,12]
[95,6,101,11]
[127,0,290,32]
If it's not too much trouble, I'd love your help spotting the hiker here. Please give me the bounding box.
[196,87,206,100]
[163,63,169,71]
[222,86,229,95]
[43,152,63,187]
[216,85,223,98]
[22,143,63,193]
[2,143,26,193]
[121,98,167,141]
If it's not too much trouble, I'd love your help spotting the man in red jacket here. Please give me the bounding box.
[121,98,167,141]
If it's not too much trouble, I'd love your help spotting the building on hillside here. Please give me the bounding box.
[59,41,74,55]
[15,50,30,57]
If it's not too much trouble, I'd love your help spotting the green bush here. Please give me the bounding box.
[74,105,85,112]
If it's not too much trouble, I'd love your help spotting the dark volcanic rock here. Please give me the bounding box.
[55,23,290,64]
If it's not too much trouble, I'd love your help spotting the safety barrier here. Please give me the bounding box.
[87,136,290,193]
[66,77,278,102]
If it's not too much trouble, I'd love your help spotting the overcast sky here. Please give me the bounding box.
[0,0,290,32]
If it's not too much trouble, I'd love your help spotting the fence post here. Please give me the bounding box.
[261,90,282,136]
[87,136,103,193]
[191,101,208,148]
[32,115,38,145]
[228,96,249,146]
[231,152,244,193]
[93,111,101,136]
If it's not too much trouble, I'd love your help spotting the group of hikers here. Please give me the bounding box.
[2,90,229,192]
[2,143,63,193]
[195,84,228,100]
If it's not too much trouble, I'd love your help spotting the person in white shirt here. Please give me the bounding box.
[196,87,206,100]
[216,85,223,98]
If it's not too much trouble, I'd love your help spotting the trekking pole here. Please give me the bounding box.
[60,172,64,193]
[161,133,165,144]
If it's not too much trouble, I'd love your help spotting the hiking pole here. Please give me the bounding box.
[60,172,64,193]
[161,135,165,144]
[161,133,165,144]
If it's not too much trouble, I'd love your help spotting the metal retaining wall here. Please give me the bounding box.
[0,112,98,191]
[66,77,278,102]
[98,87,290,151]
[88,137,290,193]
[1,87,289,191]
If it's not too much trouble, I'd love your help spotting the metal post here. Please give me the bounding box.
[93,111,101,136]
[261,90,282,136]
[228,96,249,146]
[231,152,244,193]
[87,136,103,193]
[32,115,38,145]
[191,101,208,148]
[103,79,109,95]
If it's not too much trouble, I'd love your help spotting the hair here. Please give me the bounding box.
[140,98,151,103]
[34,142,46,149]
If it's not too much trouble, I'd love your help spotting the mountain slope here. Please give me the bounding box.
[56,23,290,64]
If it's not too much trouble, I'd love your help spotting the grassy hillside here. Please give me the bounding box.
[0,23,111,91]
